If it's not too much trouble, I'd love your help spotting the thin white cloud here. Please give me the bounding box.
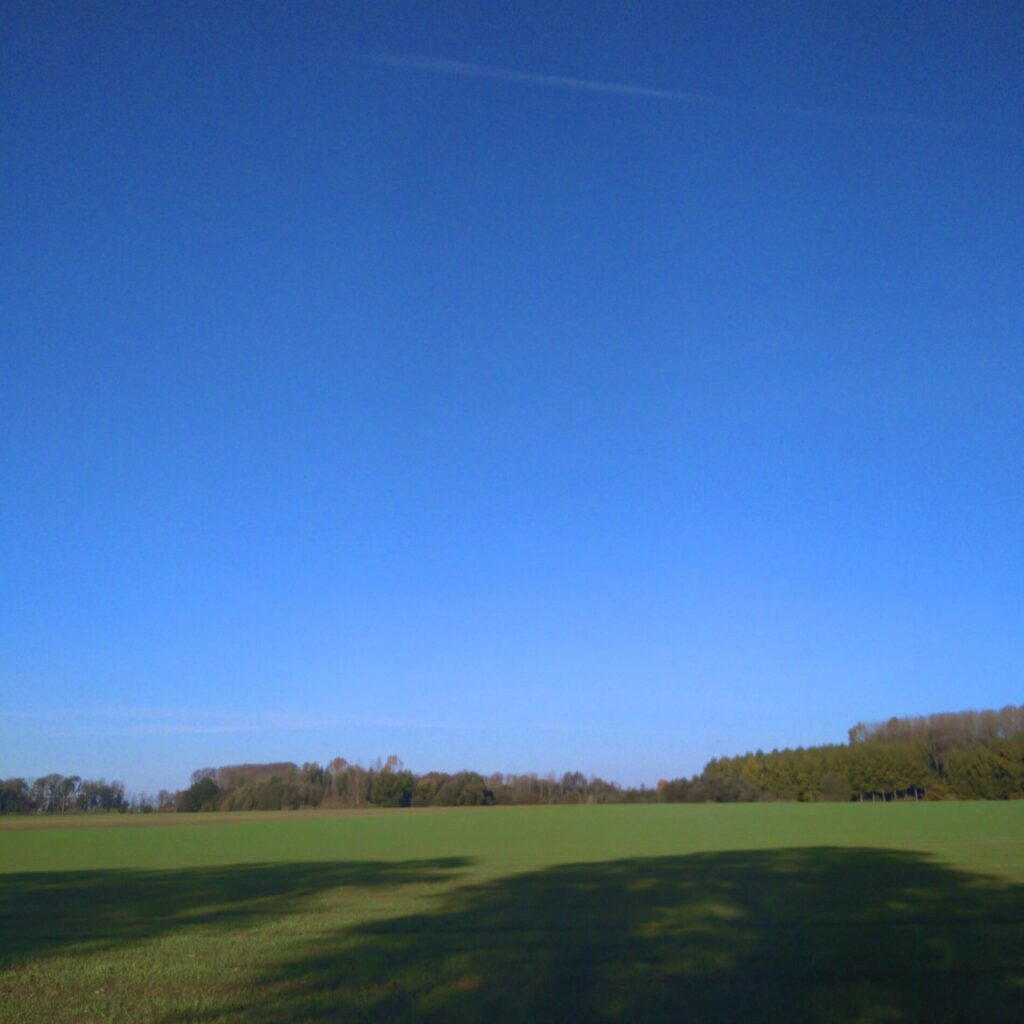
[0,707,488,738]
[369,54,736,109]
[0,706,682,739]
[366,54,970,131]
[531,719,680,737]
[0,707,324,737]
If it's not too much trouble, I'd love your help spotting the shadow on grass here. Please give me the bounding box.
[173,847,1024,1024]
[0,857,470,966]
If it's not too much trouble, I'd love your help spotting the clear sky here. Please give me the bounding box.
[3,2,1021,795]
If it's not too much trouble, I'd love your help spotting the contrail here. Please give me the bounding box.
[366,54,971,132]
[369,54,737,110]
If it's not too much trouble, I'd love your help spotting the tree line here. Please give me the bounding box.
[661,705,1024,803]
[0,774,126,814]
[2,705,1021,813]
[168,757,635,812]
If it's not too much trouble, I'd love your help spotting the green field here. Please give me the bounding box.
[1,803,1022,1022]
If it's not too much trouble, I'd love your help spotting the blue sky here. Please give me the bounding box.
[3,2,1021,794]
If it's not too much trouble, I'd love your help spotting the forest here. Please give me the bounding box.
[2,706,1021,813]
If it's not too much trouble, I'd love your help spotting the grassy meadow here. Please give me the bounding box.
[1,802,1022,1022]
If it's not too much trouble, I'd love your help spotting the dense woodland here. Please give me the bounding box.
[2,706,1022,813]
[0,775,126,814]
[680,705,1024,804]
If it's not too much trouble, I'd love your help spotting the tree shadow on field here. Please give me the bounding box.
[0,858,470,967]
[171,847,1024,1024]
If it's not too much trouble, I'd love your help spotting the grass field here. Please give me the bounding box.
[1,803,1022,1022]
